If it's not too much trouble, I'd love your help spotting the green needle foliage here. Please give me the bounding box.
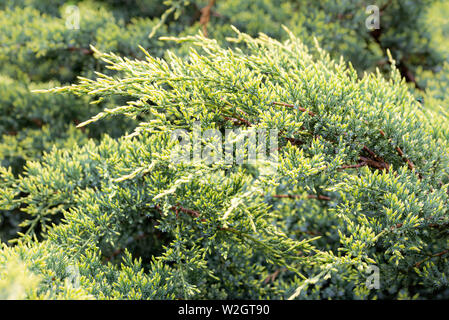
[0,0,445,177]
[2,27,449,299]
[1,0,449,300]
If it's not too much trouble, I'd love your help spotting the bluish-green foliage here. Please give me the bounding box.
[1,0,449,300]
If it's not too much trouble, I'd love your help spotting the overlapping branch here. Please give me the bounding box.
[272,101,420,177]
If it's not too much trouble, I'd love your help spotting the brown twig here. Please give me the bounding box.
[274,100,418,176]
[360,156,389,172]
[31,118,44,128]
[199,0,216,37]
[272,101,316,117]
[104,232,149,262]
[171,205,201,218]
[376,127,420,178]
[223,115,253,127]
[272,194,331,201]
[308,194,332,201]
[368,1,422,91]
[285,137,304,146]
[414,249,449,269]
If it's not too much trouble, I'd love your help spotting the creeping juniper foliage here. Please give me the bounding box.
[1,0,449,300]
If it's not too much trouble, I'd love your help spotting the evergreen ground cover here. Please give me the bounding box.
[1,0,449,300]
